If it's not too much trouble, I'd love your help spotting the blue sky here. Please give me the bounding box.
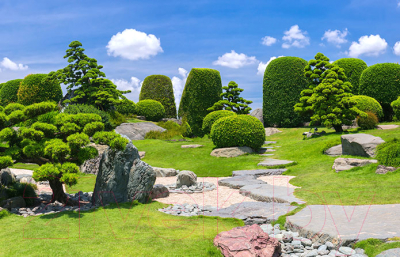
[1,0,400,110]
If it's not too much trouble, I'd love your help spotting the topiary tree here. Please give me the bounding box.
[210,115,265,149]
[116,99,136,115]
[263,57,308,127]
[63,104,113,131]
[202,110,237,135]
[294,53,363,132]
[359,63,400,121]
[376,138,400,167]
[332,58,368,94]
[356,111,378,130]
[139,75,177,118]
[391,97,400,121]
[351,95,383,120]
[136,100,165,122]
[17,74,63,105]
[178,68,222,137]
[0,79,23,106]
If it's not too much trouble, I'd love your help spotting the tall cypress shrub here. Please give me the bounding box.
[0,79,23,106]
[332,58,367,94]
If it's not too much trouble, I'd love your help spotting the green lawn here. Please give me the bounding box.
[11,163,39,170]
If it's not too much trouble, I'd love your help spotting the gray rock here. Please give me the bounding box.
[264,141,277,144]
[341,134,385,157]
[303,250,318,257]
[301,238,312,247]
[176,170,197,188]
[181,144,203,148]
[258,159,294,167]
[265,127,282,137]
[339,246,355,255]
[17,175,36,184]
[332,158,378,172]
[127,160,156,203]
[250,108,264,126]
[324,145,342,156]
[376,165,398,174]
[210,146,253,158]
[0,168,15,186]
[218,176,267,189]
[376,248,400,257]
[1,196,26,210]
[150,184,169,199]
[377,125,399,130]
[239,184,303,204]
[160,118,182,125]
[153,167,178,177]
[325,242,334,250]
[139,151,145,159]
[232,169,287,177]
[115,122,166,140]
[80,143,109,175]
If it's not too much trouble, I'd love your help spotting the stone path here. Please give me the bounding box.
[264,141,277,144]
[232,169,287,177]
[218,176,267,189]
[258,158,294,167]
[377,125,399,130]
[239,184,304,204]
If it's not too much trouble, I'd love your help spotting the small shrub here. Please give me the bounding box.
[109,111,126,127]
[6,182,37,206]
[4,103,25,115]
[67,133,90,152]
[77,146,98,165]
[17,73,62,105]
[391,97,400,121]
[83,122,104,137]
[136,100,165,122]
[60,122,81,136]
[64,104,112,131]
[24,102,58,119]
[202,110,237,135]
[7,110,26,125]
[5,146,22,160]
[31,122,57,137]
[0,156,13,170]
[0,79,23,106]
[93,131,119,145]
[55,113,101,128]
[181,116,192,138]
[109,137,129,151]
[351,95,384,120]
[356,112,378,130]
[116,99,136,115]
[376,138,400,167]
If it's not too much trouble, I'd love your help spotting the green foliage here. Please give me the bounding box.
[263,57,308,127]
[210,115,265,149]
[207,81,252,114]
[0,113,7,129]
[77,146,98,165]
[64,104,112,131]
[67,133,90,153]
[5,182,37,206]
[7,110,26,125]
[359,63,400,121]
[33,162,79,187]
[83,122,104,137]
[376,138,400,167]
[0,156,13,170]
[60,122,81,136]
[136,100,165,121]
[17,73,62,105]
[357,111,378,130]
[140,75,177,118]
[4,103,25,115]
[19,128,44,142]
[178,68,223,136]
[5,146,22,160]
[55,113,102,128]
[44,139,71,162]
[351,95,384,120]
[294,53,361,132]
[354,238,400,257]
[332,58,368,94]
[202,110,237,135]
[181,117,192,138]
[0,79,22,106]
[36,111,59,124]
[93,131,119,145]
[145,121,184,140]
[391,97,400,121]
[109,111,126,127]
[31,122,57,137]
[23,102,58,119]
[116,99,136,115]
[109,137,129,151]
[0,128,17,145]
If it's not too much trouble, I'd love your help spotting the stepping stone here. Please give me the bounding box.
[376,248,400,257]
[218,176,266,189]
[232,169,287,177]
[259,148,276,153]
[181,144,203,148]
[265,127,282,137]
[239,184,303,204]
[258,159,294,167]
[264,141,277,144]
[324,145,342,156]
[260,154,274,156]
[377,125,399,130]
[332,158,377,172]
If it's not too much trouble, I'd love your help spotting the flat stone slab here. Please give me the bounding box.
[232,169,287,177]
[153,167,178,177]
[9,168,33,176]
[324,145,342,156]
[286,204,400,243]
[265,127,282,137]
[258,159,294,167]
[376,248,400,257]
[258,147,276,154]
[210,146,253,158]
[264,141,277,144]
[115,122,166,140]
[181,144,203,148]
[240,184,304,204]
[203,202,291,221]
[260,154,274,156]
[332,158,378,172]
[218,176,267,189]
[377,125,399,130]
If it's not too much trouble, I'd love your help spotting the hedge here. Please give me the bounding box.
[136,99,165,122]
[64,104,112,131]
[178,68,222,136]
[116,99,136,115]
[332,58,368,94]
[17,74,63,105]
[139,75,176,118]
[359,63,400,121]
[0,79,23,106]
[351,95,383,120]
[202,110,237,135]
[263,57,308,127]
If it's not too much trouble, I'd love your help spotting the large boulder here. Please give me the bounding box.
[80,144,109,175]
[153,167,178,177]
[0,168,15,186]
[1,196,26,210]
[214,224,281,257]
[176,170,197,188]
[332,158,378,172]
[115,122,166,140]
[324,145,342,156]
[150,184,170,199]
[92,142,156,206]
[265,127,282,137]
[341,134,385,157]
[250,108,264,127]
[210,147,253,158]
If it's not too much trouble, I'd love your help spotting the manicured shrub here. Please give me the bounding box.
[145,121,183,140]
[6,182,37,206]
[359,63,400,121]
[7,110,26,125]
[140,75,177,118]
[64,104,112,131]
[351,95,383,120]
[93,131,119,145]
[4,103,25,115]
[376,138,400,167]
[83,122,104,137]
[31,122,57,137]
[109,137,129,151]
[202,110,237,135]
[24,102,58,119]
[391,97,400,121]
[0,156,13,170]
[181,117,192,138]
[356,111,378,130]
[109,111,126,127]
[136,100,165,122]
[0,79,23,106]
[55,113,102,128]
[17,74,63,105]
[210,115,265,149]
[116,99,136,115]
[263,57,308,127]
[332,58,368,94]
[178,68,222,136]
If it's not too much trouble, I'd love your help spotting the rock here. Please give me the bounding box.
[160,118,182,125]
[377,125,399,130]
[332,158,378,172]
[210,146,253,158]
[92,142,156,206]
[153,167,178,177]
[1,196,26,210]
[17,175,36,184]
[232,169,287,177]
[303,249,318,257]
[218,176,267,189]
[376,165,398,174]
[240,184,303,204]
[181,144,203,148]
[341,134,385,157]
[324,145,342,156]
[339,246,355,255]
[115,122,166,140]
[376,248,400,257]
[176,171,197,188]
[265,127,282,137]
[0,168,15,186]
[80,143,109,175]
[258,159,294,167]
[250,108,264,126]
[150,184,169,199]
[213,224,281,257]
[139,151,145,159]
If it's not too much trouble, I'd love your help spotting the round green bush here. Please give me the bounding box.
[202,110,237,135]
[376,138,400,167]
[140,75,177,118]
[332,58,368,94]
[0,79,23,106]
[64,104,112,131]
[136,100,165,122]
[351,95,383,120]
[178,68,222,136]
[116,99,136,115]
[391,97,400,121]
[359,63,400,121]
[17,74,63,105]
[356,111,378,130]
[263,57,308,127]
[4,103,25,115]
[210,115,265,149]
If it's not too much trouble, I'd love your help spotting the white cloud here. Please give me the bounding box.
[322,29,348,47]
[0,57,28,70]
[348,35,388,57]
[171,68,188,109]
[394,42,400,56]
[213,50,257,68]
[257,56,284,75]
[261,36,277,46]
[398,0,400,7]
[111,77,142,102]
[282,25,310,49]
[106,29,163,60]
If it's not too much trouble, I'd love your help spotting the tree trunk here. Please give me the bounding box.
[49,178,69,204]
[333,125,343,133]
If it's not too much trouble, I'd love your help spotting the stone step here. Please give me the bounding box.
[239,184,303,204]
[258,147,276,154]
[258,159,294,167]
[218,176,267,189]
[232,169,287,177]
[264,141,277,144]
[260,154,274,157]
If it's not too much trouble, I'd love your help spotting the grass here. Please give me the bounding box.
[354,238,400,256]
[10,163,39,170]
[66,173,97,194]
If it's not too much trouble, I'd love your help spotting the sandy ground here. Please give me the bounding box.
[154,175,298,208]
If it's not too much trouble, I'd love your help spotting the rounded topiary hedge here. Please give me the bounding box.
[116,99,136,115]
[0,79,23,106]
[263,57,308,127]
[332,58,368,94]
[202,110,237,135]
[351,95,383,120]
[136,99,165,122]
[210,115,265,149]
[178,68,222,137]
[359,63,400,121]
[376,139,400,167]
[139,75,176,118]
[17,74,62,106]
